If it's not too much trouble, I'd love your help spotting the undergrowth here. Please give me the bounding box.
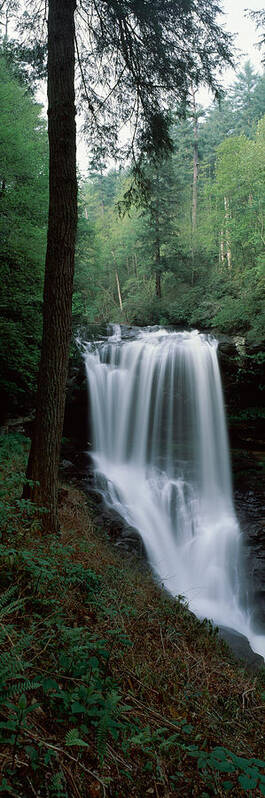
[0,432,265,796]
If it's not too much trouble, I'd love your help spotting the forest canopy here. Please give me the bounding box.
[0,54,48,416]
[74,62,265,340]
[0,30,265,420]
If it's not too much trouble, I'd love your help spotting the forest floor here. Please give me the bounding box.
[1,433,265,797]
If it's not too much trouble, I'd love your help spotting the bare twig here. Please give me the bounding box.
[242,680,257,711]
[0,621,24,668]
[106,743,133,770]
[23,729,107,796]
[26,776,38,796]
[121,667,159,695]
[128,695,181,732]
[74,31,97,120]
[159,625,166,657]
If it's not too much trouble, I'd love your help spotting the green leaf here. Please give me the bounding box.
[211,761,235,774]
[238,773,258,790]
[42,678,60,692]
[65,728,88,747]
[182,724,193,734]
[0,778,14,793]
[71,702,86,714]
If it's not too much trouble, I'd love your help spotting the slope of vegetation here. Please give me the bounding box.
[1,432,265,797]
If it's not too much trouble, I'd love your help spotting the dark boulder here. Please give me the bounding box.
[218,626,264,671]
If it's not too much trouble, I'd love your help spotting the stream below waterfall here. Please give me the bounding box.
[80,325,265,660]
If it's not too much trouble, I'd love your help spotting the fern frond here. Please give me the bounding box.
[96,691,120,760]
[65,728,88,747]
[0,680,41,701]
[0,650,24,681]
[0,585,17,610]
[0,597,25,620]
[50,770,68,798]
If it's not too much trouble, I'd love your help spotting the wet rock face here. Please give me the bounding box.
[218,336,265,416]
[218,626,264,671]
[230,437,265,634]
[64,370,88,448]
[233,453,265,633]
[63,323,107,449]
[218,332,265,629]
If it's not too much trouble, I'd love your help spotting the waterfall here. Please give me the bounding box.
[83,325,265,659]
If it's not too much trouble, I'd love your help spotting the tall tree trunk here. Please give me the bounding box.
[100,163,105,218]
[191,85,198,285]
[24,0,77,534]
[191,87,198,237]
[220,228,225,267]
[155,182,161,299]
[0,178,6,198]
[224,195,232,270]
[115,270,123,311]
[111,250,123,311]
[155,267,161,299]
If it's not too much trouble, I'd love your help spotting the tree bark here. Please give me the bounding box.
[0,177,6,198]
[24,0,77,534]
[155,182,161,299]
[155,268,161,299]
[224,195,232,270]
[220,228,225,267]
[191,85,198,285]
[191,87,198,238]
[115,269,123,311]
[111,250,123,311]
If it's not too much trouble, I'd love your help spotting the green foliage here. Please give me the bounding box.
[0,432,265,795]
[0,53,48,417]
[1,43,264,430]
[96,690,121,760]
[0,432,46,541]
[65,728,88,747]
[0,537,123,791]
[73,62,265,353]
[189,745,265,794]
[49,771,68,798]
[0,433,129,794]
[127,722,265,794]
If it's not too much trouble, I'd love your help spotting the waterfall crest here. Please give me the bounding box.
[83,326,265,658]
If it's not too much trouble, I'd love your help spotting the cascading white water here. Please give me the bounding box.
[83,325,265,659]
